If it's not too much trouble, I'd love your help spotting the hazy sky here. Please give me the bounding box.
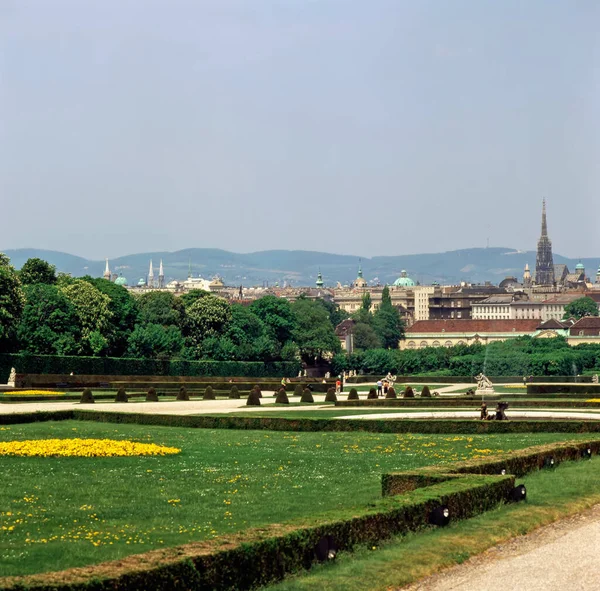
[1,0,598,260]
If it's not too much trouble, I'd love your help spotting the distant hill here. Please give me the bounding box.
[2,247,599,287]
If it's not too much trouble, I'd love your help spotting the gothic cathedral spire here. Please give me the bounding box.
[535,199,555,286]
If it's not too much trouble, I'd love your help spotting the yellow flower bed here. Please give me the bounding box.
[4,390,66,396]
[586,399,600,403]
[0,438,181,457]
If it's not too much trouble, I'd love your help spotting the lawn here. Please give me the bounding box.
[0,420,592,578]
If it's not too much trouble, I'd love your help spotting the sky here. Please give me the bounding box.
[1,0,598,260]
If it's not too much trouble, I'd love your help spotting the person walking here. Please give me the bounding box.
[383,380,389,396]
[376,380,383,397]
[335,378,341,394]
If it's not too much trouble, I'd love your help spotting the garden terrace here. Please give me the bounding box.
[1,411,599,590]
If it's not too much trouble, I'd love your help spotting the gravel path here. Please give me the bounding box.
[402,504,600,591]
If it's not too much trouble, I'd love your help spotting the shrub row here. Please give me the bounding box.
[344,375,597,384]
[0,353,300,380]
[0,474,514,591]
[527,384,600,395]
[381,439,600,496]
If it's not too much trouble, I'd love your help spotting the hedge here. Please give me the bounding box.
[5,410,600,435]
[0,353,300,380]
[382,439,600,496]
[527,384,600,395]
[335,399,600,409]
[0,474,514,591]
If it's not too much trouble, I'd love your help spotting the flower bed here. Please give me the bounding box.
[0,438,181,457]
[2,390,66,396]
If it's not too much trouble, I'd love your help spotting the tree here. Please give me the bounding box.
[373,305,405,349]
[381,285,392,307]
[126,323,185,358]
[84,278,139,356]
[361,292,372,311]
[180,289,211,309]
[563,297,599,320]
[352,322,381,350]
[291,298,341,363]
[137,291,184,327]
[17,284,81,355]
[19,258,57,285]
[250,296,297,345]
[314,298,349,329]
[60,280,112,355]
[0,254,25,352]
[185,295,232,347]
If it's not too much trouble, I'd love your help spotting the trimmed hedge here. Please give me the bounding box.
[385,387,397,399]
[177,386,189,401]
[367,387,378,400]
[347,388,359,401]
[146,387,159,402]
[403,386,414,398]
[421,385,431,398]
[335,399,600,409]
[79,389,94,404]
[324,387,337,402]
[300,388,314,403]
[0,353,300,379]
[275,389,290,404]
[114,387,128,403]
[246,389,261,406]
[203,386,216,400]
[527,384,600,395]
[229,385,240,399]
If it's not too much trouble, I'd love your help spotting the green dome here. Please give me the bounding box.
[393,270,415,287]
[137,278,146,286]
[114,276,128,287]
[575,262,585,271]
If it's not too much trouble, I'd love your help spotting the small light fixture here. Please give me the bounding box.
[500,469,506,475]
[509,484,527,502]
[544,457,555,468]
[582,448,592,459]
[429,505,451,527]
[315,535,339,562]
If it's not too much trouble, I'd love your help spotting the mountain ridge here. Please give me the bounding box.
[2,247,598,287]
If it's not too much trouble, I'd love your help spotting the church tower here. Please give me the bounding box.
[148,260,154,288]
[103,259,111,281]
[158,259,165,289]
[534,200,555,286]
[523,263,531,286]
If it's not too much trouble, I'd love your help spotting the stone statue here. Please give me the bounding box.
[593,374,599,384]
[475,373,493,391]
[325,372,331,379]
[7,367,16,387]
[298,371,303,378]
[384,373,397,384]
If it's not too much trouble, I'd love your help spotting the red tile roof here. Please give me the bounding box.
[406,319,541,334]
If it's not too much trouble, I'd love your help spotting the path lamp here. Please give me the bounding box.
[429,505,450,527]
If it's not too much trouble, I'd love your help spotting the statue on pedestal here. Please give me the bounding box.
[7,367,16,388]
[384,373,397,384]
[474,373,495,395]
[593,374,599,384]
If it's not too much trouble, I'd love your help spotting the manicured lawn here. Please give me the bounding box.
[0,421,591,577]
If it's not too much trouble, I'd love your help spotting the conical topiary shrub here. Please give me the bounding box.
[246,388,261,406]
[403,386,414,398]
[386,386,397,399]
[347,387,359,401]
[146,387,159,402]
[229,385,240,399]
[275,388,290,404]
[203,385,216,400]
[177,386,189,401]
[421,385,431,397]
[300,388,314,403]
[80,388,95,404]
[114,387,128,403]
[367,387,378,400]
[294,384,304,397]
[252,385,263,398]
[325,387,337,402]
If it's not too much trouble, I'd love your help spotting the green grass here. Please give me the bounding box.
[266,455,600,591]
[0,421,590,578]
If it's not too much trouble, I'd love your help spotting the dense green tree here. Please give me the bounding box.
[352,322,381,350]
[17,284,81,355]
[60,280,112,355]
[137,291,184,327]
[84,278,139,356]
[19,258,57,285]
[314,298,349,329]
[180,289,211,309]
[291,298,341,363]
[250,296,297,345]
[0,254,25,352]
[563,297,599,320]
[185,295,232,346]
[373,304,405,349]
[381,285,392,308]
[126,323,185,358]
[361,292,372,311]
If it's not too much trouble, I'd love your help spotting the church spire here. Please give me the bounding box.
[541,198,548,237]
[103,258,111,280]
[148,260,154,287]
[158,259,165,289]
